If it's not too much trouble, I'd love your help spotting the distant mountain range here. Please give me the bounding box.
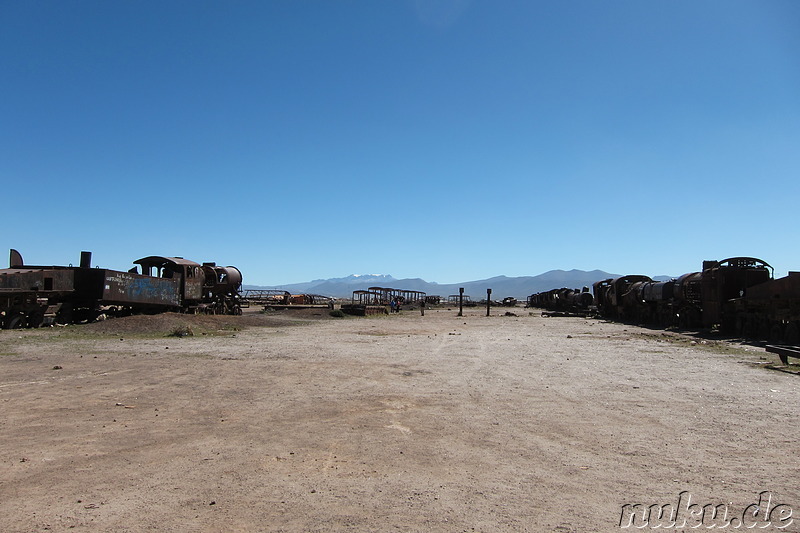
[244,271,675,299]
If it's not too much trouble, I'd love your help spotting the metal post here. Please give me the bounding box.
[458,287,464,317]
[486,288,492,316]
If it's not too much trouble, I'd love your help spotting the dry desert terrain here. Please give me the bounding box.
[1,307,798,532]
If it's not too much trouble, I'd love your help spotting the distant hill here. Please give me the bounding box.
[256,274,397,294]
[242,269,669,299]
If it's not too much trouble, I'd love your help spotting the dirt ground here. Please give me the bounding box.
[1,306,798,532]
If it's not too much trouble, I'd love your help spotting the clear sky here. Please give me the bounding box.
[2,1,799,285]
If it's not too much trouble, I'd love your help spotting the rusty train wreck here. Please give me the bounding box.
[526,287,593,314]
[528,257,800,345]
[0,249,242,328]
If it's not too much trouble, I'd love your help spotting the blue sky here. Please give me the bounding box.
[2,1,799,285]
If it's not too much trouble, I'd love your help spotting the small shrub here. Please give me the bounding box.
[168,326,194,337]
[329,310,346,318]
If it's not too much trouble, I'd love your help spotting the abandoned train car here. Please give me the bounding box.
[0,249,242,328]
[528,257,800,345]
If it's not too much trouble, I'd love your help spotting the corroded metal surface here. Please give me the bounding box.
[1,249,243,327]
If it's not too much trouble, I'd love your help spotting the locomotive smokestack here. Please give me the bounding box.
[80,251,92,269]
[9,249,23,268]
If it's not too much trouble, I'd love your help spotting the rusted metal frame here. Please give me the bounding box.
[765,345,800,365]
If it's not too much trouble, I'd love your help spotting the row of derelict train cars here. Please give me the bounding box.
[2,249,800,347]
[0,249,243,329]
[527,257,800,346]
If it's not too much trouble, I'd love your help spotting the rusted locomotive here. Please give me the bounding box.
[592,258,773,331]
[526,286,593,313]
[0,249,242,328]
[529,257,800,345]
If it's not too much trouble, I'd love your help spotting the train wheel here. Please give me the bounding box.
[744,316,758,339]
[735,315,746,337]
[681,309,698,329]
[758,319,771,341]
[56,305,74,326]
[785,323,799,345]
[27,312,44,328]
[4,314,25,329]
[720,315,736,335]
[769,323,784,343]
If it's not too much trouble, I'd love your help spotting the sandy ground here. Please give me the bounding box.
[0,307,798,532]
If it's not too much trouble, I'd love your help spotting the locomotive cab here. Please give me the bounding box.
[133,256,204,305]
[608,275,652,320]
[700,257,772,328]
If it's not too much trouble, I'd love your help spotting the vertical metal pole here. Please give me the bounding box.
[458,287,464,317]
[486,288,492,316]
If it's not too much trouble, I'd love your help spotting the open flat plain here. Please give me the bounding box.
[1,307,798,532]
